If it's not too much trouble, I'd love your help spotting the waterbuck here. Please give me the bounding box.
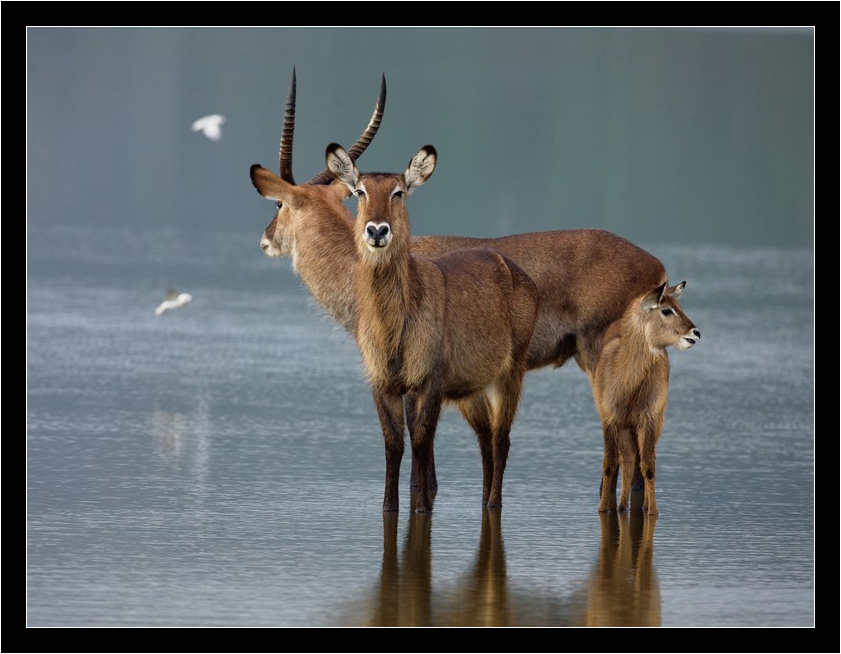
[323,143,539,512]
[254,71,667,494]
[594,281,699,515]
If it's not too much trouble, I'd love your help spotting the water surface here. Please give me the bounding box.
[27,225,814,626]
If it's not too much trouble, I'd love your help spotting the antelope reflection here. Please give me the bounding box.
[569,511,661,627]
[366,501,517,627]
[354,499,660,627]
[443,506,514,626]
[367,492,435,627]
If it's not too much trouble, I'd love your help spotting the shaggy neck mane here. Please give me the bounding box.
[614,308,666,386]
[356,244,411,356]
[292,197,358,332]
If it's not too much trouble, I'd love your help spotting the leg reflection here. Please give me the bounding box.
[572,510,661,626]
[368,489,434,626]
[445,508,509,626]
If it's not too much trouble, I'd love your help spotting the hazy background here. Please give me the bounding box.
[28,26,813,247]
[27,26,814,627]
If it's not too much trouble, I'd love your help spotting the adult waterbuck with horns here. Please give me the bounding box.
[323,142,539,512]
[256,68,386,333]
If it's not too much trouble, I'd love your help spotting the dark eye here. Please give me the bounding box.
[661,308,674,316]
[356,189,366,198]
[393,190,404,199]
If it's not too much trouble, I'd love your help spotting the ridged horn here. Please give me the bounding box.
[307,74,386,185]
[278,66,296,184]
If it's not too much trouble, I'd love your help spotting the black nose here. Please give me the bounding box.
[692,329,701,338]
[366,224,390,244]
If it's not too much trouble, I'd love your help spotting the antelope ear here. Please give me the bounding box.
[250,164,300,207]
[325,143,360,190]
[404,145,437,194]
[326,180,352,202]
[667,281,686,300]
[641,282,668,312]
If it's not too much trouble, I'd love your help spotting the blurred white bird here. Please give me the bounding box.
[191,114,226,141]
[156,289,193,316]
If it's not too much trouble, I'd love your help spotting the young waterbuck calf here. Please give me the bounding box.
[594,281,700,515]
[325,143,539,512]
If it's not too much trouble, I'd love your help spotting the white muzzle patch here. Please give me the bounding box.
[260,233,282,257]
[364,221,392,252]
[678,330,700,349]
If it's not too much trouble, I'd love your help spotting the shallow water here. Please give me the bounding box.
[27,225,814,626]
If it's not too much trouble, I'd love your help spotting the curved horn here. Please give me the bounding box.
[278,66,296,184]
[347,73,386,163]
[307,74,386,185]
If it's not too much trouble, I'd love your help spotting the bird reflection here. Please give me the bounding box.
[151,409,185,464]
[151,394,212,489]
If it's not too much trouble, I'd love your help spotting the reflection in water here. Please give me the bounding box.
[353,500,661,626]
[366,491,435,627]
[365,502,519,626]
[151,394,211,489]
[569,510,661,627]
[27,233,815,626]
[152,409,185,464]
[444,508,510,626]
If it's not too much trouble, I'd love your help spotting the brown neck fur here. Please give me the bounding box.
[355,246,411,356]
[609,306,667,389]
[287,187,360,332]
[353,176,418,386]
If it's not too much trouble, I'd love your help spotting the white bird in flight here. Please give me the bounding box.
[156,289,193,316]
[191,114,226,141]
